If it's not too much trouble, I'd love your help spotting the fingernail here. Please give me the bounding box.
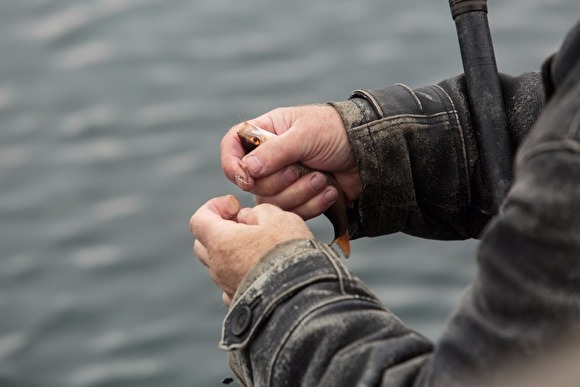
[245,155,263,174]
[324,187,338,204]
[225,194,239,207]
[310,174,327,191]
[237,207,251,223]
[283,166,299,184]
[235,173,252,189]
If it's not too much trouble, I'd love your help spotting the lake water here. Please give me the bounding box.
[1,1,578,386]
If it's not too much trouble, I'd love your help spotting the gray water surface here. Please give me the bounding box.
[1,1,578,386]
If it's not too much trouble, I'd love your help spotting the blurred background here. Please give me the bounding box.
[0,0,577,386]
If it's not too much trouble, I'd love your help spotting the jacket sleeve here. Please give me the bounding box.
[220,239,435,387]
[330,72,545,240]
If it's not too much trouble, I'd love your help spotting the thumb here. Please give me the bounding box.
[242,131,304,178]
[208,194,242,221]
[189,195,242,244]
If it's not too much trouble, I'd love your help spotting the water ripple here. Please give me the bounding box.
[154,152,203,177]
[0,146,29,171]
[0,86,16,111]
[52,137,124,163]
[0,332,28,362]
[67,358,164,387]
[133,101,202,128]
[70,245,123,270]
[23,0,155,42]
[89,318,184,353]
[91,195,145,222]
[59,105,116,137]
[0,254,38,280]
[52,41,115,70]
[188,34,279,60]
[25,5,90,42]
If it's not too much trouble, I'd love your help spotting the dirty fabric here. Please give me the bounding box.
[332,72,544,240]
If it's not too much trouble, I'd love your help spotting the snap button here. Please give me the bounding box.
[230,304,252,337]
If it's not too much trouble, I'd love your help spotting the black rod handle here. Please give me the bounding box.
[450,0,512,212]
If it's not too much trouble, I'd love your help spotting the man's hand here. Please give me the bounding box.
[220,105,362,221]
[190,195,314,305]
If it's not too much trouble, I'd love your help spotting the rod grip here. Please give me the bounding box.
[449,0,513,212]
[449,0,487,18]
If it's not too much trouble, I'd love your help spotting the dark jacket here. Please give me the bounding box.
[220,20,580,387]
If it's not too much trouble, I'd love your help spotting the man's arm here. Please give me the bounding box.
[221,65,579,387]
[419,54,580,386]
[214,21,579,387]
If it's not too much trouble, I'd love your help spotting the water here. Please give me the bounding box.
[1,1,577,386]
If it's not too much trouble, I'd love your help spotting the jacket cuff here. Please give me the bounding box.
[220,239,342,351]
[329,73,543,240]
[346,83,473,239]
[220,238,362,385]
[328,98,380,130]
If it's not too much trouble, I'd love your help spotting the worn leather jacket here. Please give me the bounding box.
[219,20,580,386]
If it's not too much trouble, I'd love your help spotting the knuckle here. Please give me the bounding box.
[189,214,197,235]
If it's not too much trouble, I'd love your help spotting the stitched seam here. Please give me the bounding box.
[231,248,309,307]
[268,296,387,385]
[321,246,350,294]
[352,112,457,138]
[431,84,472,205]
[395,83,423,112]
[363,120,390,218]
[351,89,385,117]
[349,111,455,135]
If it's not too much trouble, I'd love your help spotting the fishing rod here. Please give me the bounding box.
[449,0,512,213]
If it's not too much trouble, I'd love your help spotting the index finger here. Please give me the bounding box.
[189,195,242,244]
[220,123,250,189]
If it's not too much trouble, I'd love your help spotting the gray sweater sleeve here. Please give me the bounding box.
[330,72,545,240]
